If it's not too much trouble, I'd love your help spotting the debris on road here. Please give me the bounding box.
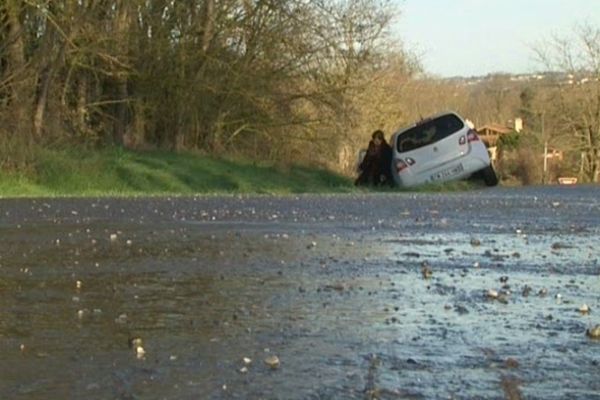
[264,355,280,369]
[586,325,600,339]
[579,304,591,315]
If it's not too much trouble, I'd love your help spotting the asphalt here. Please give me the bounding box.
[1,185,599,399]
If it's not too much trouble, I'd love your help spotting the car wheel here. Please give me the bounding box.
[482,165,499,186]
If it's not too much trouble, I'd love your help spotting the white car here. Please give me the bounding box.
[390,111,498,187]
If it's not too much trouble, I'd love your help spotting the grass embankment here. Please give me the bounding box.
[0,146,358,197]
[0,146,484,198]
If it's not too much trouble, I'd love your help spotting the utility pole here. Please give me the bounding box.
[541,112,547,184]
[543,140,548,184]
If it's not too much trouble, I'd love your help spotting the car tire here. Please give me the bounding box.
[482,165,499,186]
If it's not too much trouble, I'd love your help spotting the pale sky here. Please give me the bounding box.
[395,0,600,77]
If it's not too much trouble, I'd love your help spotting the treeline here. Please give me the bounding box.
[390,24,600,184]
[1,0,418,171]
[2,2,598,183]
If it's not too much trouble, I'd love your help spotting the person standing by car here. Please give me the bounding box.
[355,130,394,186]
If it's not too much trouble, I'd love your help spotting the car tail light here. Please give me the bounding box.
[396,159,408,173]
[467,129,480,143]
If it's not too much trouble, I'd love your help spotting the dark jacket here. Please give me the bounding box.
[356,140,393,186]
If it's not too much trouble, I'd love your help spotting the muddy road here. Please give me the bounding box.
[1,186,599,399]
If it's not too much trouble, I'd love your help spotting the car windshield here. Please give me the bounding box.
[396,114,464,153]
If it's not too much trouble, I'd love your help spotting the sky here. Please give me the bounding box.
[394,0,600,77]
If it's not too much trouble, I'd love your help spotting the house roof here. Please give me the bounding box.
[476,123,513,134]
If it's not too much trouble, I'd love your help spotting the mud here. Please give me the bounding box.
[1,186,599,399]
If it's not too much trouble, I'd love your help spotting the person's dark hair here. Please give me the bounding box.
[372,130,385,141]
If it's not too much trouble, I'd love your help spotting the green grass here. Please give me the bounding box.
[402,179,484,192]
[0,146,488,198]
[0,146,356,197]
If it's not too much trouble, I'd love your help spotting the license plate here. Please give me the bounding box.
[430,163,464,182]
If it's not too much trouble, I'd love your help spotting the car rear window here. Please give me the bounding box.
[396,114,464,153]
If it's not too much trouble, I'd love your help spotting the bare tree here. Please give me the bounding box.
[0,0,410,171]
[2,0,30,132]
[0,0,36,169]
[534,23,600,182]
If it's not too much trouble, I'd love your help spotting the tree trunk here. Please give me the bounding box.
[201,0,215,53]
[76,75,88,130]
[4,0,26,80]
[34,39,66,137]
[4,0,30,133]
[33,65,51,137]
[113,1,131,146]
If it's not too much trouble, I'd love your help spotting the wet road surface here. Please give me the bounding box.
[1,186,599,399]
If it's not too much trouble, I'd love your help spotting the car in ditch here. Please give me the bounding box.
[389,111,498,187]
